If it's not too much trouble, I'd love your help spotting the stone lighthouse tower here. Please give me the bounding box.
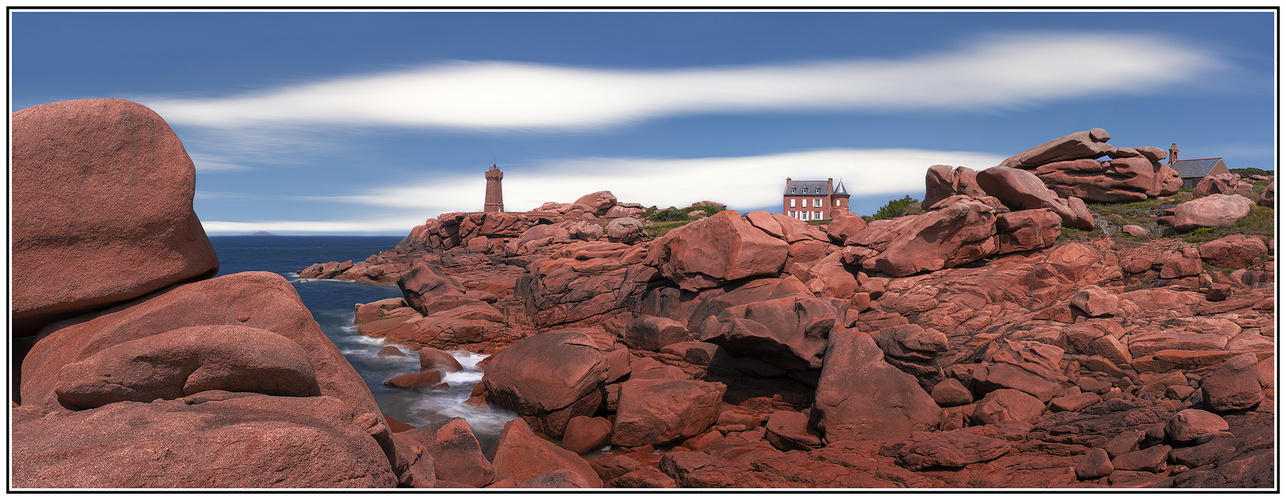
[484,164,504,213]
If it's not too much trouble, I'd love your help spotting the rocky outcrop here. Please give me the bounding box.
[12,393,397,488]
[11,99,219,337]
[1194,173,1254,199]
[922,165,987,210]
[996,129,1181,203]
[12,99,401,488]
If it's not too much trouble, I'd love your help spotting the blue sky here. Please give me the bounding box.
[10,9,1277,235]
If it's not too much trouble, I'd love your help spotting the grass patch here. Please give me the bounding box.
[1056,226,1106,243]
[808,219,830,226]
[645,220,692,239]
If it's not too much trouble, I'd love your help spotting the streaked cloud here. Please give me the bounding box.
[189,153,255,172]
[300,148,1005,226]
[144,32,1222,133]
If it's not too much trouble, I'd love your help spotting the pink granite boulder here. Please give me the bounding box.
[611,378,725,448]
[490,418,602,487]
[813,329,941,442]
[646,211,789,291]
[1199,234,1268,269]
[1174,194,1255,232]
[53,325,321,410]
[481,330,608,436]
[11,98,219,337]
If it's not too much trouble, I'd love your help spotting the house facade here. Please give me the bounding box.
[1170,158,1231,188]
[782,177,849,221]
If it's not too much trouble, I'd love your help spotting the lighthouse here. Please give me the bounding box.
[484,164,504,213]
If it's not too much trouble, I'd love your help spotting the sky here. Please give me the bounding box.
[9,8,1278,235]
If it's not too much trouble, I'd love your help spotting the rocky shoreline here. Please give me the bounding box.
[11,99,1275,489]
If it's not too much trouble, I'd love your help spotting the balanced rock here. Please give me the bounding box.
[998,128,1114,169]
[21,272,384,421]
[11,98,219,337]
[1031,157,1182,202]
[573,191,618,216]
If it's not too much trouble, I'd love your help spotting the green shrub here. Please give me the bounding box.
[646,208,690,223]
[1231,167,1272,177]
[869,195,920,221]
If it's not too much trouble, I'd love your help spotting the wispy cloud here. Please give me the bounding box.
[189,153,255,172]
[325,147,1005,215]
[143,32,1222,133]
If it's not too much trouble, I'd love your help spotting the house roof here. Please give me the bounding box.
[784,179,831,196]
[1170,158,1224,179]
[833,180,850,197]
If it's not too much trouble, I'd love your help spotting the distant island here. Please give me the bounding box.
[246,231,276,236]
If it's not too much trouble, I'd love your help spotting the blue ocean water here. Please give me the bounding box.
[209,236,517,446]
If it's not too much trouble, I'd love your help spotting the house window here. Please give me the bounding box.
[813,199,821,207]
[801,212,809,221]
[788,211,796,218]
[835,199,841,207]
[790,199,796,208]
[814,211,822,220]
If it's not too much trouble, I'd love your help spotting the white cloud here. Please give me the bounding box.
[143,32,1221,132]
[197,147,1004,234]
[200,216,429,235]
[189,153,255,172]
[330,147,1006,215]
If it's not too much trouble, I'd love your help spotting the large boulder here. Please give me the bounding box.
[1173,194,1255,232]
[11,98,219,337]
[1199,234,1268,269]
[1194,173,1254,199]
[699,294,840,370]
[1201,353,1264,412]
[21,272,383,421]
[813,329,941,442]
[1030,157,1182,202]
[481,330,609,436]
[922,164,987,210]
[611,379,726,447]
[998,128,1114,169]
[53,325,320,410]
[515,241,657,329]
[397,262,477,316]
[490,418,602,487]
[646,211,789,291]
[12,393,397,488]
[573,191,618,216]
[398,417,495,487]
[975,166,1094,229]
[843,197,1000,277]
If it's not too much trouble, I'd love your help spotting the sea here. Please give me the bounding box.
[209,235,518,448]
